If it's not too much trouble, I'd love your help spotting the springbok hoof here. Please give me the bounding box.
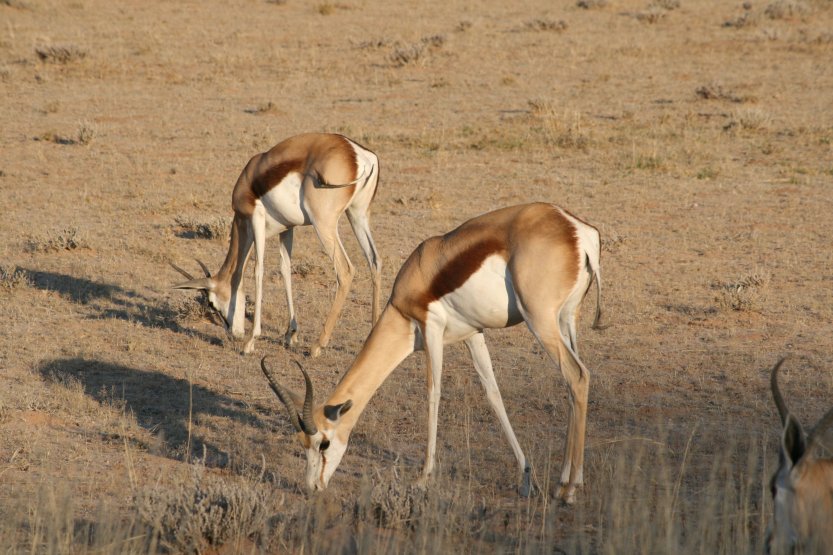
[310,345,322,358]
[557,483,577,505]
[519,465,536,497]
[283,330,298,347]
[243,338,256,354]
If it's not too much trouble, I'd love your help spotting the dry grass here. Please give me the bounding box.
[25,226,86,253]
[2,0,833,553]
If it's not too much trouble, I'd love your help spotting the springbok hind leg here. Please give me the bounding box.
[464,332,533,496]
[523,306,590,504]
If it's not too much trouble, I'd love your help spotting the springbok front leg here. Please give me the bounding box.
[277,228,298,346]
[419,317,446,484]
[464,332,533,496]
[243,207,268,354]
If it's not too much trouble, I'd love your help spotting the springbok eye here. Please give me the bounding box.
[319,439,330,451]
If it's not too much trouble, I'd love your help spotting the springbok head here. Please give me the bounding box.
[260,357,353,492]
[766,358,833,555]
[170,260,243,336]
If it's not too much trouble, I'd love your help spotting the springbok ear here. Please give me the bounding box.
[781,413,807,468]
[323,400,353,422]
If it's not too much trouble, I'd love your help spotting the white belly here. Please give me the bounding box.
[257,172,309,231]
[428,254,522,344]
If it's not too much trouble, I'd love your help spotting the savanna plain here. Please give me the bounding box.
[2,0,833,553]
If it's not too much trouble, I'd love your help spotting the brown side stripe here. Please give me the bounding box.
[425,237,505,303]
[251,158,304,199]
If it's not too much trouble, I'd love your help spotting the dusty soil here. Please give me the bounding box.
[1,0,832,551]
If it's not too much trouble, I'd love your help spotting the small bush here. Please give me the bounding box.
[714,272,769,311]
[26,226,86,253]
[764,0,810,20]
[35,44,87,64]
[77,121,96,145]
[135,467,269,553]
[0,264,31,291]
[524,18,568,32]
[174,216,230,240]
[390,35,446,67]
[577,0,608,8]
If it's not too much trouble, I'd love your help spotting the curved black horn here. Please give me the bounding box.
[196,259,211,278]
[770,358,789,425]
[261,357,303,433]
[295,360,318,436]
[169,262,195,281]
[807,405,833,453]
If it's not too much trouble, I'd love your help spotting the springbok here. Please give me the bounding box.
[260,202,604,502]
[766,358,833,555]
[171,133,382,356]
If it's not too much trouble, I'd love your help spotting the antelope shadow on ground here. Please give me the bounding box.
[22,268,221,344]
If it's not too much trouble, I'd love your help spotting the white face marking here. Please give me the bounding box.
[430,254,521,343]
[303,431,349,492]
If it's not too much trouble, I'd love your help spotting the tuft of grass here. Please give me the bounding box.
[35,44,87,64]
[167,295,213,323]
[26,226,86,253]
[77,121,96,145]
[635,8,667,23]
[723,10,757,28]
[696,167,719,180]
[528,100,591,150]
[732,106,772,131]
[764,0,810,20]
[244,101,280,115]
[695,82,753,103]
[134,466,269,553]
[577,0,608,8]
[0,264,31,291]
[174,215,230,240]
[390,34,446,67]
[714,272,770,311]
[524,18,568,32]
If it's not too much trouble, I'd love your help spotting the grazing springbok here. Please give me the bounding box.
[766,359,833,555]
[171,133,382,356]
[260,202,604,502]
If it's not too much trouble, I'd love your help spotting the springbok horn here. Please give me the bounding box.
[770,358,789,426]
[807,405,833,453]
[169,262,195,281]
[261,357,303,433]
[295,360,318,436]
[196,259,211,278]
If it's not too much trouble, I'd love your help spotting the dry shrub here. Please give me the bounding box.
[723,10,757,28]
[650,0,681,9]
[174,215,230,240]
[390,35,446,67]
[167,294,213,323]
[0,264,31,291]
[26,226,86,253]
[635,8,667,23]
[714,272,769,311]
[35,44,87,64]
[764,0,810,19]
[360,469,428,528]
[731,106,772,131]
[135,466,269,553]
[524,18,568,32]
[695,82,752,103]
[577,0,608,8]
[77,121,96,145]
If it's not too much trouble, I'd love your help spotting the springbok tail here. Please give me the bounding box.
[316,164,372,189]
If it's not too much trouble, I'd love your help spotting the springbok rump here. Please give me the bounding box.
[260,202,604,503]
[766,358,833,555]
[171,133,382,357]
